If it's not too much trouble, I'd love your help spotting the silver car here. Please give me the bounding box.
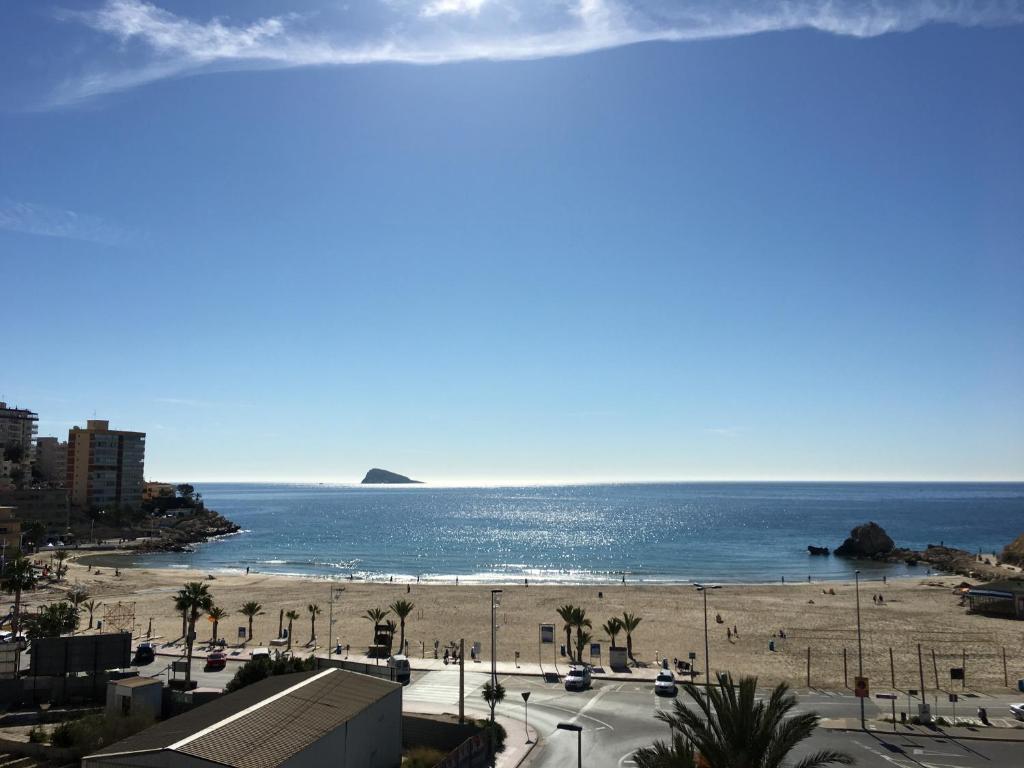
[1011,703,1024,721]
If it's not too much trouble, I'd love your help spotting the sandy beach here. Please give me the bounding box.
[23,552,1024,693]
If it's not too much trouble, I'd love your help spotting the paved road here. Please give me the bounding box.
[403,670,1024,768]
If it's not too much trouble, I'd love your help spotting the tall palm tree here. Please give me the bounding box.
[66,586,89,635]
[82,599,100,629]
[51,549,69,582]
[633,675,854,768]
[239,601,263,644]
[208,606,227,643]
[481,679,506,724]
[307,603,321,645]
[572,607,593,663]
[621,611,642,663]
[177,582,214,684]
[556,604,577,662]
[363,607,390,652]
[389,599,414,654]
[173,593,189,640]
[1,556,36,638]
[284,610,300,650]
[602,617,623,649]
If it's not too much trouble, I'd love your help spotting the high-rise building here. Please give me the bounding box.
[67,420,146,510]
[34,437,67,485]
[0,402,37,454]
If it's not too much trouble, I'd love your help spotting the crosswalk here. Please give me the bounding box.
[404,670,490,707]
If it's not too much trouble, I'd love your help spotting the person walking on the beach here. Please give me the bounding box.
[726,627,732,641]
[733,625,738,637]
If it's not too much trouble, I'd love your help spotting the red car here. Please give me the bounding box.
[204,651,227,671]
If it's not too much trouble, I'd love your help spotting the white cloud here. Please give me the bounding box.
[46,0,1024,107]
[421,0,489,18]
[0,198,130,245]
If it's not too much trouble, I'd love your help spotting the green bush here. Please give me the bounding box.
[225,655,315,692]
[27,724,48,744]
[475,718,507,754]
[403,746,447,768]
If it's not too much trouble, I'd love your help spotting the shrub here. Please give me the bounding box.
[27,724,48,744]
[48,713,154,755]
[404,746,447,768]
[475,718,507,754]
[225,654,315,693]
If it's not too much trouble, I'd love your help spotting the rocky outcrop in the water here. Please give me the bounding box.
[361,468,422,484]
[807,545,830,556]
[1000,533,1024,567]
[834,522,895,559]
[135,509,241,553]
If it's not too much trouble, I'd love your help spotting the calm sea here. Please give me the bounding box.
[120,482,1023,584]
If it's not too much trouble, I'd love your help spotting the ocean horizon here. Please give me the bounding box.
[112,481,1024,584]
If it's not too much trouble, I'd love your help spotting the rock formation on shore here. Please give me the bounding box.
[1000,533,1024,567]
[135,509,241,553]
[361,468,422,484]
[834,521,895,558]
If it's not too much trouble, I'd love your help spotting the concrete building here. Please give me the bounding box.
[0,402,37,455]
[67,420,146,511]
[0,507,20,553]
[107,676,164,720]
[34,437,67,485]
[143,482,176,502]
[84,668,402,768]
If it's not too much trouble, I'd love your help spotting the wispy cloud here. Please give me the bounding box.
[0,198,131,245]
[46,0,1024,106]
[703,426,745,437]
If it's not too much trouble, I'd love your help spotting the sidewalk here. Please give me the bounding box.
[821,717,1024,743]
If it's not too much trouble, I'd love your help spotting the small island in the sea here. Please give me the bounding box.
[361,468,423,484]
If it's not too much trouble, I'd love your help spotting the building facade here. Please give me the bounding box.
[0,507,21,553]
[34,437,68,485]
[67,420,146,510]
[0,402,37,487]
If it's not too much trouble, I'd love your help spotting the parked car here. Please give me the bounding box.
[205,651,227,671]
[564,664,592,691]
[133,642,155,665]
[388,654,411,685]
[654,670,678,696]
[1011,703,1024,721]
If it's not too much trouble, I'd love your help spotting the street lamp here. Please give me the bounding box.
[521,691,531,743]
[855,569,864,728]
[328,585,345,660]
[490,589,502,690]
[696,585,710,695]
[556,722,582,768]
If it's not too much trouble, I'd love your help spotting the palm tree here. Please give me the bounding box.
[284,610,300,650]
[240,601,263,644]
[1,556,36,638]
[384,619,398,654]
[66,586,89,635]
[177,581,214,684]
[173,593,189,640]
[82,599,100,629]
[556,604,577,662]
[621,611,642,663]
[389,599,414,654]
[572,607,593,663]
[307,603,321,645]
[51,549,69,582]
[208,606,227,643]
[481,679,506,723]
[633,675,853,768]
[363,607,390,653]
[602,617,623,648]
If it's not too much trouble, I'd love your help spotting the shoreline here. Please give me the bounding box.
[69,547,952,587]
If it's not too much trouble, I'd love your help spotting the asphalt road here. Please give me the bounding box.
[403,670,1024,768]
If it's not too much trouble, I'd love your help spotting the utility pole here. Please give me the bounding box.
[855,570,864,729]
[459,638,465,725]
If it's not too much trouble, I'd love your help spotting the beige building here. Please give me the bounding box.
[67,420,146,511]
[34,437,67,485]
[143,481,176,502]
[0,507,21,553]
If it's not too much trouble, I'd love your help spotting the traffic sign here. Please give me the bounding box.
[950,667,964,680]
[948,693,958,703]
[854,676,869,698]
[875,692,898,700]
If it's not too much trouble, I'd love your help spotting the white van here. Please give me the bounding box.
[388,654,411,685]
[564,664,592,691]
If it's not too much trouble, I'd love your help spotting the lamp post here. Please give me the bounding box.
[696,585,710,696]
[327,585,345,660]
[521,691,531,743]
[557,722,582,768]
[855,569,864,728]
[490,589,502,691]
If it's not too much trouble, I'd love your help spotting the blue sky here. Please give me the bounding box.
[2,1,1023,483]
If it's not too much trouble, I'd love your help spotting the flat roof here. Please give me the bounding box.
[966,579,1024,598]
[87,668,399,767]
[114,676,163,688]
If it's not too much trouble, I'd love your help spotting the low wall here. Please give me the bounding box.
[0,736,75,763]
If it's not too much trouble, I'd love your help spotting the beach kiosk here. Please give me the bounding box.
[965,579,1024,619]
